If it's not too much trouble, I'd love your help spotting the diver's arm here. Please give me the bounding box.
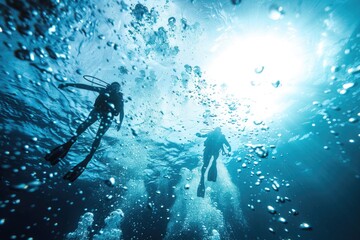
[196,133,207,138]
[58,83,103,92]
[224,138,232,152]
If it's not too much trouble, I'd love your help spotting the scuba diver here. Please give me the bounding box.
[196,127,231,198]
[45,78,124,182]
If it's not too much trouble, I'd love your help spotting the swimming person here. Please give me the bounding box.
[196,127,231,197]
[45,81,124,182]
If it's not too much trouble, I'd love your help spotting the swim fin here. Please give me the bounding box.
[63,158,90,182]
[207,163,217,182]
[197,182,205,198]
[45,140,74,165]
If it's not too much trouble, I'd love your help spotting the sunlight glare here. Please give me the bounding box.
[205,34,306,121]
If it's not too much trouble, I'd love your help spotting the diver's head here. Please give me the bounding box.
[108,82,121,92]
[214,127,222,133]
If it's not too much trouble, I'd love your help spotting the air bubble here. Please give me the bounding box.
[343,82,355,90]
[269,4,285,20]
[267,205,276,214]
[105,177,116,187]
[299,222,312,230]
[231,0,242,5]
[255,66,264,74]
[272,80,281,88]
[348,118,358,123]
[168,17,176,27]
[278,217,287,223]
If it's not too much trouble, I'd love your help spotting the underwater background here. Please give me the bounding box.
[0,0,359,239]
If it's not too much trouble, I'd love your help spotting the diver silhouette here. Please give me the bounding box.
[196,127,231,198]
[45,81,124,182]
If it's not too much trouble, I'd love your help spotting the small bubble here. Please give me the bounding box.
[184,184,190,189]
[253,120,263,125]
[272,181,280,191]
[255,66,264,74]
[268,4,285,20]
[299,222,312,230]
[338,89,347,95]
[267,205,276,214]
[0,219,5,225]
[278,217,287,223]
[272,80,281,88]
[105,177,116,187]
[348,117,358,123]
[184,64,192,74]
[343,82,355,90]
[14,49,35,61]
[54,74,68,82]
[268,227,275,233]
[248,204,255,210]
[48,25,56,34]
[231,0,242,5]
[330,66,339,72]
[168,17,176,27]
[324,6,332,12]
[348,65,360,74]
[344,49,350,54]
[290,208,299,215]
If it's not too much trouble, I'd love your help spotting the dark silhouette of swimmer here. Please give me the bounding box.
[45,82,124,182]
[196,127,231,197]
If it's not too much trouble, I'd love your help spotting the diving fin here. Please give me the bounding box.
[45,140,74,165]
[197,181,205,198]
[63,158,90,182]
[207,163,217,182]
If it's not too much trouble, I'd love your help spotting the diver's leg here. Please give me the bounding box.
[85,114,112,161]
[63,116,112,182]
[208,152,219,182]
[45,111,97,165]
[63,113,112,182]
[46,110,100,166]
[201,149,211,176]
[75,110,99,137]
[197,149,211,197]
[62,110,100,147]
[60,111,100,155]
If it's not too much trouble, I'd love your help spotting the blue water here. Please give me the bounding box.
[0,0,359,239]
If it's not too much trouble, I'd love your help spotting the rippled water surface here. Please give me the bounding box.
[0,0,359,239]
